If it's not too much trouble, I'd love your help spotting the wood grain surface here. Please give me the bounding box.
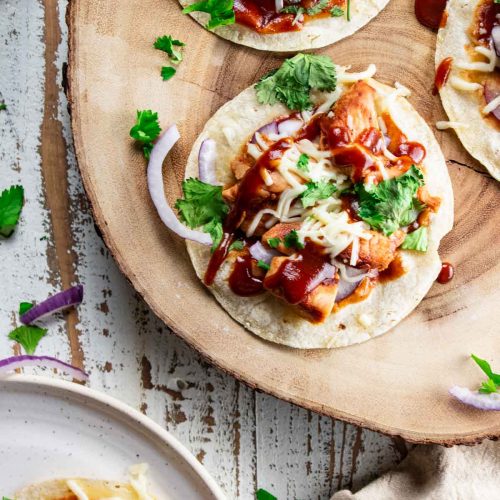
[0,1,414,498]
[67,0,500,447]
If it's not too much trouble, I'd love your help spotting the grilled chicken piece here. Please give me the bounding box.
[264,256,338,323]
[417,186,441,212]
[230,154,253,180]
[261,222,302,255]
[339,230,405,271]
[321,81,379,148]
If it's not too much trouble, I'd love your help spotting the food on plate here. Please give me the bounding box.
[15,464,156,500]
[179,0,390,52]
[435,0,500,180]
[149,54,453,348]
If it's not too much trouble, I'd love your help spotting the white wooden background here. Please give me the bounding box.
[0,1,408,498]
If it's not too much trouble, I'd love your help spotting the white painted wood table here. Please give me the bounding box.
[0,1,408,498]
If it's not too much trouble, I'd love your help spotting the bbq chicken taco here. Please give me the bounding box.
[178,0,389,52]
[435,0,500,180]
[148,54,453,349]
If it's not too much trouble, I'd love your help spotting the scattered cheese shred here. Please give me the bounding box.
[435,120,470,130]
[456,45,497,72]
[338,64,377,83]
[449,76,483,92]
[482,94,500,115]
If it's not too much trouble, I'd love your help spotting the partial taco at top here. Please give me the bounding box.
[179,0,390,52]
[435,0,500,180]
[147,54,453,349]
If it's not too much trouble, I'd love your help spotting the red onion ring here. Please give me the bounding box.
[198,139,219,185]
[492,26,500,58]
[336,279,360,302]
[20,285,83,325]
[277,118,304,137]
[249,241,279,264]
[307,263,336,293]
[484,78,500,120]
[147,125,211,246]
[449,386,500,411]
[250,121,279,144]
[0,355,88,381]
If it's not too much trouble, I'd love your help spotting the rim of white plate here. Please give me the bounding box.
[0,374,226,500]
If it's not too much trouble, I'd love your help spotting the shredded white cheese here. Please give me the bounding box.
[482,94,500,115]
[338,64,377,83]
[449,76,483,92]
[66,480,89,500]
[456,45,497,72]
[435,120,470,130]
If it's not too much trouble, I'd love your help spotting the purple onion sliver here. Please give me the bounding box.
[492,26,500,58]
[249,241,278,264]
[307,263,336,294]
[20,285,84,325]
[449,386,500,411]
[0,355,88,381]
[198,139,219,185]
[277,118,303,137]
[250,121,279,144]
[335,279,360,302]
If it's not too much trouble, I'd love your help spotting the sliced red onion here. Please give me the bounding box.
[275,0,284,11]
[307,263,336,293]
[336,279,360,302]
[250,121,279,144]
[249,241,279,264]
[484,78,500,120]
[277,118,304,137]
[449,386,500,411]
[492,26,500,58]
[198,139,219,185]
[147,125,211,246]
[0,355,88,381]
[20,285,83,325]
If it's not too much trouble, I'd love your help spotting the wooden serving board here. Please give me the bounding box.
[68,0,500,444]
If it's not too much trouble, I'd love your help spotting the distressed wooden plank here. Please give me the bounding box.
[0,1,404,497]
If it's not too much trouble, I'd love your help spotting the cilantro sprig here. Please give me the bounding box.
[182,0,235,30]
[354,165,425,236]
[0,185,24,238]
[129,110,161,159]
[300,181,337,208]
[154,35,185,63]
[0,102,6,111]
[255,53,337,111]
[8,325,47,355]
[175,178,229,250]
[297,153,310,172]
[471,354,500,394]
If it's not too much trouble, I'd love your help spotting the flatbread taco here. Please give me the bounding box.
[146,54,453,349]
[435,0,500,180]
[178,0,390,51]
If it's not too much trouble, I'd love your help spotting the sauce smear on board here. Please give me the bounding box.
[437,262,454,284]
[414,0,447,30]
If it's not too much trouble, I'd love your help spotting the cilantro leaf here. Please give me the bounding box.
[284,229,304,249]
[0,103,6,111]
[0,185,24,238]
[330,6,344,16]
[175,178,228,248]
[267,237,281,249]
[256,489,277,500]
[354,165,425,236]
[8,325,47,355]
[257,260,270,271]
[161,66,176,81]
[130,110,161,159]
[297,153,310,172]
[229,240,245,251]
[305,0,330,15]
[471,354,500,385]
[300,181,337,208]
[182,0,235,30]
[19,302,34,315]
[479,378,498,394]
[401,227,428,252]
[255,53,337,111]
[154,35,185,63]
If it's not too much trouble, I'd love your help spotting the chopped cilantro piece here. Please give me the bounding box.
[256,489,277,500]
[330,6,344,16]
[229,240,245,251]
[401,227,428,252]
[257,260,270,271]
[284,229,304,249]
[0,103,6,111]
[347,0,351,20]
[300,181,337,208]
[154,35,185,63]
[471,354,500,386]
[0,185,24,238]
[161,66,176,81]
[305,0,330,15]
[255,53,337,111]
[297,153,310,172]
[182,0,235,30]
[19,302,34,315]
[129,110,161,159]
[354,165,425,236]
[8,325,47,355]
[267,237,281,249]
[479,378,498,394]
[175,178,228,249]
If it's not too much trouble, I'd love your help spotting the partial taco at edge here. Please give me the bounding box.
[178,0,390,52]
[158,54,453,349]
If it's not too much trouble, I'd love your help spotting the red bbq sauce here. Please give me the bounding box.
[437,262,454,284]
[472,0,500,45]
[229,253,265,296]
[415,0,447,30]
[263,242,336,304]
[433,57,453,95]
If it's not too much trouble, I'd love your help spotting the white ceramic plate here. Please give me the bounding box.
[0,375,225,499]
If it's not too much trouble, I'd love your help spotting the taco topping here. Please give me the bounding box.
[175,60,442,324]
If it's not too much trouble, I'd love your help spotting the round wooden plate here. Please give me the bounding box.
[68,0,500,444]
